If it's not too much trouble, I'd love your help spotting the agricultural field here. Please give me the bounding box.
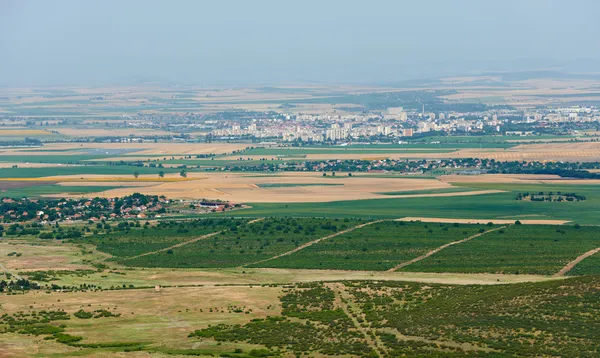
[224,182,600,224]
[1,213,600,357]
[568,249,600,276]
[95,172,470,203]
[0,129,53,136]
[253,221,491,271]
[3,89,600,357]
[0,165,190,178]
[51,217,600,277]
[377,187,474,195]
[402,224,600,275]
[118,218,364,268]
[80,218,247,258]
[0,184,128,198]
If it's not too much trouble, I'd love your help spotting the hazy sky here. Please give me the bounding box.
[1,0,600,86]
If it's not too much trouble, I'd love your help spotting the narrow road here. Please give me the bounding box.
[243,220,384,267]
[387,225,508,272]
[123,218,265,261]
[554,247,600,276]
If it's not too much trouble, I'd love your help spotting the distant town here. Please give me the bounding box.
[123,105,600,143]
[5,102,600,147]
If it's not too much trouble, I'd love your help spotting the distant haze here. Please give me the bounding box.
[1,0,600,86]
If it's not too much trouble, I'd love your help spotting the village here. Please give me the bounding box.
[0,194,241,224]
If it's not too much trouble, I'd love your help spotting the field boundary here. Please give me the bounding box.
[121,218,264,261]
[243,219,384,267]
[387,225,508,272]
[554,247,600,276]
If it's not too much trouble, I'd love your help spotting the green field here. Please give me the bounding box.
[75,217,600,276]
[252,221,489,271]
[218,183,600,224]
[119,218,364,268]
[0,184,124,198]
[569,250,600,275]
[0,165,191,178]
[82,219,246,258]
[403,224,600,275]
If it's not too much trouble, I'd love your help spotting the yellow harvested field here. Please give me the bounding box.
[9,142,250,155]
[74,172,504,202]
[55,128,176,137]
[397,217,570,225]
[0,129,51,136]
[440,173,600,185]
[56,181,157,187]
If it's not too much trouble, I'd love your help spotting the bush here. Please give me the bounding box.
[74,310,94,319]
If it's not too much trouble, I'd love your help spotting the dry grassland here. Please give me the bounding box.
[28,266,562,288]
[1,285,281,353]
[0,240,96,272]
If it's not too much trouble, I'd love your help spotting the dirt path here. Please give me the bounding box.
[0,262,21,280]
[123,218,265,261]
[328,283,385,357]
[122,231,224,260]
[387,225,508,272]
[554,247,600,276]
[243,220,384,267]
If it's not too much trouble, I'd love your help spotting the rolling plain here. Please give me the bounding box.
[1,84,600,357]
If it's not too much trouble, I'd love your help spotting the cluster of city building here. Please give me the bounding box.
[207,105,600,142]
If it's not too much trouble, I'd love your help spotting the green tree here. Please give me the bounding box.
[134,172,140,178]
[159,171,165,178]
